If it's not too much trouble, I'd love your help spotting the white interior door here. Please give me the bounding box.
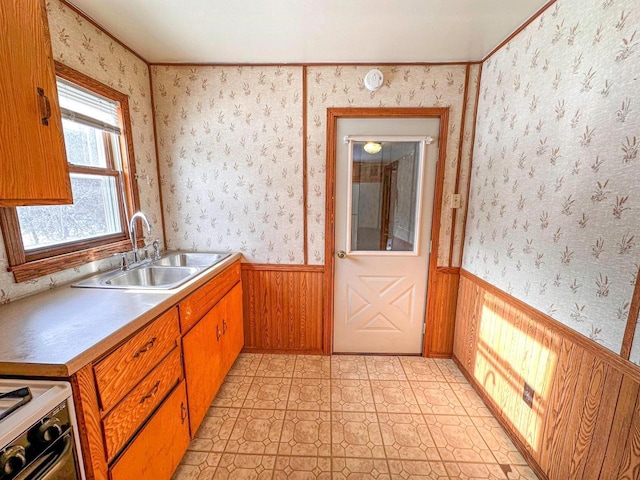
[333,117,439,354]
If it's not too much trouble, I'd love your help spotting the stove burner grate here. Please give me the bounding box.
[0,387,33,422]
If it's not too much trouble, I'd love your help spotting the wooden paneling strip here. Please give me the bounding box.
[241,264,323,353]
[454,272,640,480]
[599,377,640,479]
[550,349,594,480]
[568,357,607,479]
[582,366,623,480]
[618,394,640,480]
[302,66,308,265]
[423,268,460,356]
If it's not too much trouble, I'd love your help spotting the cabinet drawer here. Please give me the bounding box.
[94,307,180,412]
[110,380,190,480]
[179,261,240,333]
[102,347,182,461]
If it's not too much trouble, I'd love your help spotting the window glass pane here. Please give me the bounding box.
[350,141,421,252]
[18,174,122,251]
[62,119,108,168]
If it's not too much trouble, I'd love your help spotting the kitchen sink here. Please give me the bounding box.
[104,266,198,288]
[152,252,230,268]
[72,251,232,290]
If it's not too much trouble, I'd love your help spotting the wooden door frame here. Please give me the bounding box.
[323,107,450,355]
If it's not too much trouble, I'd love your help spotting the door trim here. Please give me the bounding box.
[323,107,450,355]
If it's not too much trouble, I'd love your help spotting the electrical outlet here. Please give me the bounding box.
[451,193,462,209]
[523,382,534,408]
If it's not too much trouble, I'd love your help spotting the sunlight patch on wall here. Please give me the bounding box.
[474,301,557,453]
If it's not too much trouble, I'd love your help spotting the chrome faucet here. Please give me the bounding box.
[129,211,153,263]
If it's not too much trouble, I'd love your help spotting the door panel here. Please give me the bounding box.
[333,118,439,354]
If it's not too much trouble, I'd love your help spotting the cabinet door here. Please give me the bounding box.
[0,0,71,206]
[110,381,190,480]
[182,300,226,436]
[222,283,244,372]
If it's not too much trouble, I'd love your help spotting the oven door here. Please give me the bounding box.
[15,430,81,480]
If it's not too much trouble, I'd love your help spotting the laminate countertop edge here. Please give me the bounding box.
[0,252,243,378]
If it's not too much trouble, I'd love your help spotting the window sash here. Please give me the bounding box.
[60,107,122,135]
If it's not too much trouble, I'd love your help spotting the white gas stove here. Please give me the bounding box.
[0,379,85,479]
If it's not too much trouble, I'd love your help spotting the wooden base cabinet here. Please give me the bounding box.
[182,279,244,436]
[221,283,244,372]
[70,262,243,480]
[110,381,190,480]
[182,297,227,435]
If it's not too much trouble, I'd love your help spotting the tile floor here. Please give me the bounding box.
[172,354,538,480]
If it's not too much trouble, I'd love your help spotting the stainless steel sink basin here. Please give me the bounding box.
[72,251,232,290]
[152,252,230,268]
[104,266,198,288]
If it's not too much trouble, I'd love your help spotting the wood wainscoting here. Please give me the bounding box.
[454,270,640,480]
[423,267,460,357]
[241,264,324,354]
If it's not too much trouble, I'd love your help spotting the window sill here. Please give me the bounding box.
[10,239,133,283]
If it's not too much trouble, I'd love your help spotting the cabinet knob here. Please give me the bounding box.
[216,325,221,342]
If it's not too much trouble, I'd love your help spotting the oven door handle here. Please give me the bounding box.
[15,432,75,480]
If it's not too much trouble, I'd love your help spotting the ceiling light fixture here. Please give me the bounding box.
[363,142,382,155]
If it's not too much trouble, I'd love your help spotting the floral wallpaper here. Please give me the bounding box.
[463,0,640,358]
[306,65,471,266]
[0,0,161,304]
[452,63,481,267]
[153,64,476,267]
[151,66,305,263]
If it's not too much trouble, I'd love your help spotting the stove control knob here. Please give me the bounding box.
[0,445,26,475]
[37,418,62,443]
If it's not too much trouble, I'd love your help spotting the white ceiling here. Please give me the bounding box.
[67,0,548,64]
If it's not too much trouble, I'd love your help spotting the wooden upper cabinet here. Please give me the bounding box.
[0,0,72,206]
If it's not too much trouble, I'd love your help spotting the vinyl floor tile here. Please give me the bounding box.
[173,354,541,480]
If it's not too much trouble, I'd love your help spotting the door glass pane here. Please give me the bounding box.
[350,141,421,252]
[18,174,122,250]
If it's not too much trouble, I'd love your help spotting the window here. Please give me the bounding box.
[0,63,139,282]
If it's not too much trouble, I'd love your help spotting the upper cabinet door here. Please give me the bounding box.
[0,0,71,206]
